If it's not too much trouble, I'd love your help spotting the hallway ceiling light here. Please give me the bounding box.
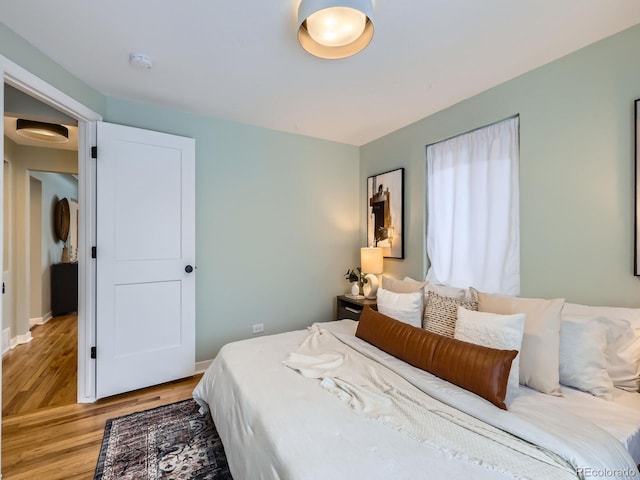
[16,119,69,143]
[297,0,374,59]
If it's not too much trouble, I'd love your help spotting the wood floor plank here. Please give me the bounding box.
[2,315,203,479]
[3,315,78,415]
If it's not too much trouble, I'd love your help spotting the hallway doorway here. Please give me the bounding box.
[2,85,80,416]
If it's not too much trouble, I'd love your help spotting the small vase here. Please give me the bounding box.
[350,282,360,296]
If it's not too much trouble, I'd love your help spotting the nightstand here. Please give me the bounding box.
[336,295,377,321]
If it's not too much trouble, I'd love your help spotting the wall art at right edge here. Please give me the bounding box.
[635,99,640,275]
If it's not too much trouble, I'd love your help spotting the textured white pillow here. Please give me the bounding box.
[455,307,525,405]
[376,287,423,328]
[478,292,564,396]
[563,303,640,392]
[559,317,614,399]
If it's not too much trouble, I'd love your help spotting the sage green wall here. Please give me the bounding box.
[1,24,360,361]
[0,24,105,116]
[360,24,640,307]
[105,98,360,359]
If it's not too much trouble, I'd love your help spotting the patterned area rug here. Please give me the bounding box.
[94,399,232,480]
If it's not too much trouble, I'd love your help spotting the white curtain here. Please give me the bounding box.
[426,117,520,295]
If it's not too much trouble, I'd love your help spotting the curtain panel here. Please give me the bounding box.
[426,117,520,295]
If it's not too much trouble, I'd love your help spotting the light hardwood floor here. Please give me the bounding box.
[2,315,202,479]
[3,315,78,416]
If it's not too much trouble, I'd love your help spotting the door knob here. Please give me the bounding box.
[185,265,194,273]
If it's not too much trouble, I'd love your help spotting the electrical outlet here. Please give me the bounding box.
[252,323,264,334]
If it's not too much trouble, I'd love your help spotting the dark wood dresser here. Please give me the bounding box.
[51,262,78,316]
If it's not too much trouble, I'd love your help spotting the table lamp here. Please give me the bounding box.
[360,247,383,299]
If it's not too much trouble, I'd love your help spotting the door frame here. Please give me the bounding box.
[1,54,102,404]
[28,175,42,326]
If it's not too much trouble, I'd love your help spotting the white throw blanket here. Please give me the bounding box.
[284,325,637,480]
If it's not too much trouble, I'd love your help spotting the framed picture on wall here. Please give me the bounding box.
[635,99,640,275]
[367,167,404,259]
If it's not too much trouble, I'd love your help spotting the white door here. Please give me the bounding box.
[96,122,195,399]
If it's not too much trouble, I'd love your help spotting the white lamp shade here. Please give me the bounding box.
[298,0,374,59]
[360,247,383,274]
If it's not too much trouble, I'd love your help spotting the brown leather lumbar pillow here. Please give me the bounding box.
[356,306,517,409]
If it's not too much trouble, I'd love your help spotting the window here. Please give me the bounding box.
[426,116,520,295]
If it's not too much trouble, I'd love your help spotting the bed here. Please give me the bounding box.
[193,315,640,480]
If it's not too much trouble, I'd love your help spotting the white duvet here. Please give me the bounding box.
[193,320,639,480]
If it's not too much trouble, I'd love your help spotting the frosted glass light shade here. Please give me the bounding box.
[361,247,383,274]
[306,7,366,47]
[298,0,374,59]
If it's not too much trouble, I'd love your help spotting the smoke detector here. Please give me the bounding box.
[129,53,153,71]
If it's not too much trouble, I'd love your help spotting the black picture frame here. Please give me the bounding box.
[367,167,404,259]
[635,99,640,275]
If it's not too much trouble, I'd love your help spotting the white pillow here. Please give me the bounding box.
[564,302,640,329]
[607,331,640,392]
[563,303,640,392]
[559,317,614,399]
[381,276,427,294]
[478,292,564,396]
[403,277,478,302]
[455,307,525,405]
[376,287,423,328]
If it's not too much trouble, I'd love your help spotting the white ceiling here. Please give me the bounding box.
[1,1,640,146]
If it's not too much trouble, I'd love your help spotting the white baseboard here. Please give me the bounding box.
[195,359,214,374]
[3,312,53,356]
[28,317,40,328]
[9,331,32,350]
[29,311,53,328]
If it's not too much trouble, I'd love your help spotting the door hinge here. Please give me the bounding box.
[91,246,97,259]
[91,146,97,159]
[2,282,4,294]
[90,347,96,359]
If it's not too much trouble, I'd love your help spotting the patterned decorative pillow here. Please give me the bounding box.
[423,291,478,337]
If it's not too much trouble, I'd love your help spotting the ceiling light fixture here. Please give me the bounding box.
[298,0,374,59]
[16,119,69,143]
